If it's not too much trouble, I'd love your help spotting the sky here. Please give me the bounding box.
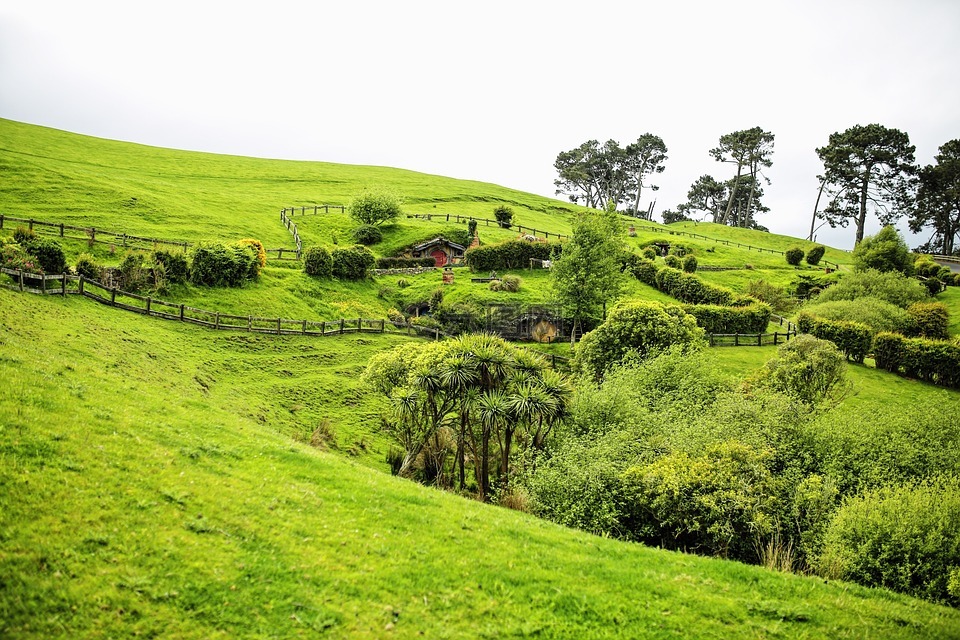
[2,0,959,250]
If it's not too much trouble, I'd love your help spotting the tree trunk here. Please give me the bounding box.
[480,426,490,501]
[501,425,514,488]
[720,165,743,225]
[809,178,827,241]
[855,169,871,246]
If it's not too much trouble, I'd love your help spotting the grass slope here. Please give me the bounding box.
[3,290,959,638]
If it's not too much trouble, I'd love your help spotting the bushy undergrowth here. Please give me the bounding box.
[802,297,913,334]
[464,239,559,272]
[190,241,260,287]
[331,245,375,280]
[303,245,333,277]
[814,269,929,308]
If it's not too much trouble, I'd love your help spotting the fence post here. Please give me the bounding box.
[302,319,307,334]
[180,304,185,321]
[215,312,220,329]
[314,205,318,215]
[18,270,24,292]
[59,223,64,237]
[61,274,66,297]
[248,316,252,331]
[0,214,3,229]
[774,332,779,345]
[709,334,714,347]
[339,318,345,334]
[111,287,116,305]
[757,334,762,347]
[276,318,281,335]
[380,319,385,332]
[78,275,85,295]
[29,219,34,231]
[734,334,739,346]
[146,296,152,313]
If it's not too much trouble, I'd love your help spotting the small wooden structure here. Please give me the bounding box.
[409,237,466,267]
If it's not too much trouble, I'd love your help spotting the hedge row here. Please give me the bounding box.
[190,241,260,287]
[873,332,960,389]
[464,240,560,272]
[375,256,436,269]
[796,312,872,363]
[683,303,772,334]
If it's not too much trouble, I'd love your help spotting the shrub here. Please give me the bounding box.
[814,269,928,308]
[852,225,913,274]
[914,255,941,278]
[682,255,698,273]
[642,247,657,261]
[802,297,913,335]
[353,224,383,245]
[620,441,777,561]
[664,254,682,269]
[23,238,68,274]
[785,247,805,266]
[817,478,960,605]
[303,246,333,277]
[906,301,949,339]
[751,334,849,406]
[467,218,478,237]
[796,313,873,363]
[428,287,444,312]
[118,252,151,292]
[190,241,258,287]
[237,238,267,268]
[374,257,435,269]
[493,205,514,228]
[923,276,943,295]
[1,242,43,274]
[873,332,960,388]
[488,279,502,292]
[464,239,560,272]
[331,245,374,280]
[386,308,406,326]
[683,303,772,335]
[151,250,189,284]
[348,190,402,226]
[806,245,826,266]
[12,226,35,245]
[746,280,794,314]
[574,300,705,379]
[74,253,103,280]
[501,274,521,292]
[396,278,410,288]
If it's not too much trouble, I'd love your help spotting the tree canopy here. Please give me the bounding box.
[348,190,403,226]
[910,139,960,255]
[816,124,917,246]
[710,127,775,226]
[554,136,667,215]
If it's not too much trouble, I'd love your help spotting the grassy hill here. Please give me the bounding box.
[3,118,960,637]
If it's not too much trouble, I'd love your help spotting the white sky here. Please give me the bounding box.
[2,0,959,250]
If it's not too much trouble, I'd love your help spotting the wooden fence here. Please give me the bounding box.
[0,214,189,251]
[281,205,346,216]
[278,209,303,259]
[0,268,81,296]
[708,330,797,347]
[406,213,570,241]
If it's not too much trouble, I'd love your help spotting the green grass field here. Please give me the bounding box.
[3,118,960,637]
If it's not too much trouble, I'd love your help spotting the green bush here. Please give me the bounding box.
[348,190,402,226]
[873,332,960,388]
[923,276,944,295]
[396,278,410,288]
[792,272,841,299]
[151,250,189,284]
[190,241,258,287]
[493,205,514,228]
[750,334,849,406]
[746,280,794,314]
[802,297,913,335]
[642,247,657,261]
[464,239,559,272]
[914,255,941,278]
[620,441,777,561]
[852,225,913,275]
[817,478,960,605]
[806,245,826,266]
[331,245,375,280]
[500,274,522,292]
[663,254,681,269]
[785,247,805,266]
[796,313,872,363]
[1,242,43,274]
[74,253,103,280]
[12,226,35,245]
[906,301,949,339]
[574,300,705,379]
[353,224,383,245]
[653,266,735,306]
[814,269,928,308]
[374,257,435,269]
[118,252,151,292]
[682,255,698,273]
[683,302,772,335]
[303,246,333,277]
[24,237,68,274]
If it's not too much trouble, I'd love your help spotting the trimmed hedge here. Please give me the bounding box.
[873,332,960,389]
[304,246,333,277]
[655,266,736,306]
[464,240,560,272]
[785,247,805,266]
[906,301,949,339]
[796,312,872,363]
[806,245,826,266]
[683,303,772,334]
[152,249,189,284]
[375,256,436,269]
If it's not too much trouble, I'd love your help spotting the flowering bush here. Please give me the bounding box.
[1,242,44,275]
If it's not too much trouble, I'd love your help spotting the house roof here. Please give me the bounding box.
[412,237,466,252]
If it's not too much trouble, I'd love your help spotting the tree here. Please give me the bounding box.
[554,136,667,213]
[909,139,960,255]
[851,225,914,275]
[750,334,850,407]
[710,127,775,226]
[816,124,917,246]
[625,134,668,219]
[348,190,403,226]
[551,204,626,345]
[676,175,727,222]
[493,205,514,228]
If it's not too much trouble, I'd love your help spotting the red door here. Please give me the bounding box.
[430,249,447,267]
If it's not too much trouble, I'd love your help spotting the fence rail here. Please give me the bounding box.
[278,209,303,259]
[406,213,570,241]
[281,205,346,216]
[708,330,797,347]
[0,214,190,251]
